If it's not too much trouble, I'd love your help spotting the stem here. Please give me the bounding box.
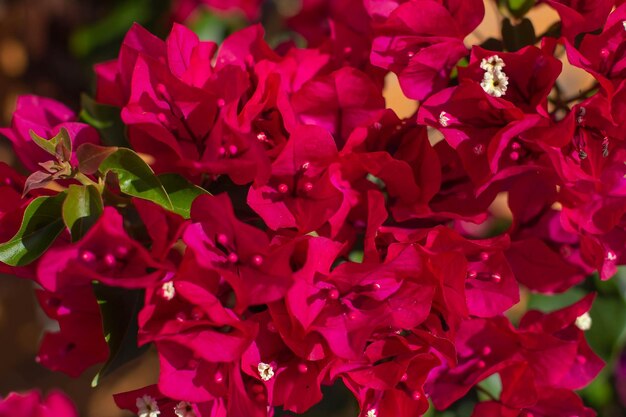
[74,171,100,189]
[549,82,599,114]
[563,83,599,104]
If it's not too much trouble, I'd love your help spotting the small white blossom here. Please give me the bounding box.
[136,395,160,417]
[480,55,505,72]
[367,409,378,417]
[258,362,275,381]
[606,250,617,261]
[575,312,592,331]
[161,281,175,300]
[438,111,451,127]
[174,401,196,417]
[480,70,509,98]
[622,20,626,31]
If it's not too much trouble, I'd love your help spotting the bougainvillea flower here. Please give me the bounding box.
[185,193,295,309]
[0,95,99,173]
[248,125,342,233]
[336,111,440,224]
[340,334,441,417]
[423,226,520,317]
[471,388,595,417]
[543,0,614,41]
[428,295,602,410]
[37,207,166,291]
[459,46,562,113]
[290,67,385,146]
[418,82,526,185]
[285,242,435,359]
[1,4,624,417]
[0,390,78,417]
[370,0,484,100]
[240,311,331,413]
[505,171,590,292]
[564,3,626,92]
[35,285,109,377]
[0,163,28,246]
[139,269,258,362]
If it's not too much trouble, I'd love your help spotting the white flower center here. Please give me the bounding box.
[480,55,505,72]
[367,409,378,417]
[161,281,175,300]
[136,395,160,417]
[174,401,196,417]
[480,70,509,98]
[480,55,509,98]
[575,312,592,331]
[258,362,275,381]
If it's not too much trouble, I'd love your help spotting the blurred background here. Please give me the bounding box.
[0,1,623,416]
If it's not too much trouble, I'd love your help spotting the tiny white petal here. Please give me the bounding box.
[367,409,377,417]
[622,20,626,31]
[575,312,592,331]
[606,250,617,261]
[136,395,160,417]
[161,281,175,300]
[480,55,505,72]
[481,69,509,98]
[258,362,275,381]
[174,401,196,417]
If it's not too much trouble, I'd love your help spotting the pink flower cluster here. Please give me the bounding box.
[1,1,625,416]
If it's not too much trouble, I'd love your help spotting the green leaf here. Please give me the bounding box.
[502,18,536,52]
[91,284,148,386]
[503,0,536,18]
[62,185,103,242]
[79,94,130,148]
[70,0,153,57]
[30,128,72,161]
[587,296,626,360]
[0,193,66,266]
[99,148,173,211]
[157,173,209,219]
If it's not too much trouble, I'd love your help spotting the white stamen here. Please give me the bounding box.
[439,111,451,127]
[480,55,505,72]
[136,395,160,417]
[575,312,592,331]
[174,401,196,417]
[161,281,175,300]
[480,69,509,98]
[258,362,275,381]
[367,409,377,417]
